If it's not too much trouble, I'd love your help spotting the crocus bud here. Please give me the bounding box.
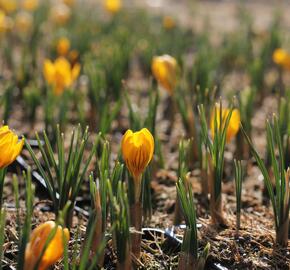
[210,108,240,142]
[121,128,154,180]
[43,57,80,95]
[0,126,24,169]
[57,37,71,56]
[272,48,290,70]
[104,0,121,14]
[24,221,70,270]
[151,55,178,95]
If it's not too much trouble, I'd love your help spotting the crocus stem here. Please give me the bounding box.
[89,101,98,130]
[64,203,74,229]
[130,174,143,260]
[164,95,176,136]
[173,197,183,226]
[185,100,198,162]
[117,242,132,270]
[134,175,142,204]
[200,152,208,196]
[276,217,289,247]
[208,158,226,226]
[0,168,7,209]
[210,193,225,226]
[178,252,196,270]
[130,201,142,260]
[236,129,250,160]
[236,210,240,235]
[90,189,104,267]
[180,226,198,263]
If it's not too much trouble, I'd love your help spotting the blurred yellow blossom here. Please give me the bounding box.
[51,3,71,25]
[272,48,290,70]
[121,128,154,180]
[62,0,75,6]
[151,55,178,95]
[0,126,24,169]
[0,0,17,14]
[22,0,39,11]
[104,0,121,14]
[24,221,70,270]
[15,11,33,33]
[0,11,6,33]
[210,107,240,142]
[43,57,80,95]
[0,11,13,33]
[57,37,71,56]
[163,16,175,30]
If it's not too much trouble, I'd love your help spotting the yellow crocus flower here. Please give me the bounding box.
[272,48,290,70]
[0,0,17,14]
[22,0,39,11]
[210,108,240,142]
[57,37,71,56]
[151,55,178,95]
[0,126,24,169]
[104,0,121,14]
[121,128,154,180]
[24,221,70,270]
[43,57,80,95]
[0,11,6,33]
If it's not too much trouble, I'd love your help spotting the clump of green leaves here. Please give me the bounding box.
[25,125,98,227]
[174,138,191,225]
[83,56,122,133]
[17,168,35,270]
[199,102,234,225]
[176,177,210,270]
[242,116,289,247]
[109,181,131,269]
